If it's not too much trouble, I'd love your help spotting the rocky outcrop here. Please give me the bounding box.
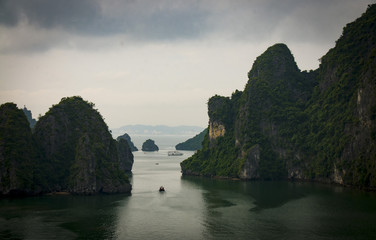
[209,122,225,140]
[142,139,159,152]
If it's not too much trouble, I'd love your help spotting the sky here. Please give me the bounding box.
[0,0,374,129]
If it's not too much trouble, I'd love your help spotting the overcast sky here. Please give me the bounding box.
[0,0,374,128]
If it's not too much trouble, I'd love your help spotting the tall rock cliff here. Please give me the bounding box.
[181,44,315,179]
[33,96,132,194]
[116,138,134,172]
[181,5,376,190]
[0,103,36,195]
[300,4,376,187]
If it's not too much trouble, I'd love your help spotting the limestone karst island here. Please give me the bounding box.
[181,5,376,191]
[0,97,133,196]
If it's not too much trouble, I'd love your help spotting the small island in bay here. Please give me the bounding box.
[142,139,159,152]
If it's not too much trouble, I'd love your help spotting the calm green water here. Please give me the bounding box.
[1,137,376,239]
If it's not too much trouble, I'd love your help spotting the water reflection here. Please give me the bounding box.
[180,176,376,240]
[2,146,376,240]
[181,176,254,239]
[114,150,206,239]
[0,194,130,239]
[181,176,310,211]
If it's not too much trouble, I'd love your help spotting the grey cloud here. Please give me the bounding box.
[0,0,374,53]
[0,0,208,39]
[0,0,315,41]
[203,0,373,43]
[0,0,101,30]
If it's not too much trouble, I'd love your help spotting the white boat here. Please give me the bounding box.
[168,151,183,156]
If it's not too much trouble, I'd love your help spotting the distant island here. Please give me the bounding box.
[175,129,207,151]
[142,139,159,152]
[0,96,133,197]
[111,125,204,137]
[117,133,138,152]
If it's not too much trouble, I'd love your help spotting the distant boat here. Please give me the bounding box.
[168,151,183,156]
[159,186,165,192]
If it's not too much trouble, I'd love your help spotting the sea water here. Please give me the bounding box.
[1,136,376,239]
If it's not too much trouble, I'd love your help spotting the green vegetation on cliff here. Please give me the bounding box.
[175,129,207,151]
[0,103,35,195]
[0,96,134,196]
[298,4,376,186]
[181,5,376,190]
[33,96,133,194]
[181,94,243,177]
[182,45,314,179]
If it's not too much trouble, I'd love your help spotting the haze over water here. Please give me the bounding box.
[1,136,376,239]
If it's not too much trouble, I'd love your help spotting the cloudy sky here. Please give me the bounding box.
[0,0,374,128]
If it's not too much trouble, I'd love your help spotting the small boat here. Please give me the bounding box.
[159,186,165,192]
[168,151,183,156]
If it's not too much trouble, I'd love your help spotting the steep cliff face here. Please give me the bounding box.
[117,139,134,172]
[301,4,376,188]
[236,43,316,180]
[182,44,315,179]
[117,133,138,152]
[208,122,225,141]
[33,96,132,194]
[181,5,376,190]
[0,103,35,196]
[207,95,233,145]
